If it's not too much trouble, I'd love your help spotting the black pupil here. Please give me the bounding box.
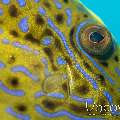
[90,31,104,43]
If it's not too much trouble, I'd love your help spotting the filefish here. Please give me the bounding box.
[0,0,120,120]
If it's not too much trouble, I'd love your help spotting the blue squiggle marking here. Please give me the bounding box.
[57,56,66,65]
[6,107,30,120]
[47,93,64,99]
[0,81,24,96]
[75,64,98,90]
[42,37,52,46]
[35,105,104,120]
[54,0,62,9]
[39,7,46,16]
[35,91,64,99]
[75,20,115,85]
[115,67,120,77]
[2,0,10,4]
[18,17,29,32]
[47,18,98,90]
[11,66,38,81]
[103,91,113,104]
[17,0,26,7]
[2,39,10,44]
[0,28,3,34]
[103,90,120,116]
[12,42,40,55]
[65,8,72,26]
[47,18,75,60]
[1,39,40,56]
[71,95,93,104]
[0,8,3,16]
[41,58,51,77]
[0,61,5,68]
[34,50,40,55]
[35,91,45,98]
[12,42,32,52]
[118,88,120,92]
[34,0,40,3]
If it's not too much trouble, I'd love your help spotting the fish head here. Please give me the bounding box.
[69,0,120,87]
[0,0,120,119]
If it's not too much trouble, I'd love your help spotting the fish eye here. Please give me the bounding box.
[89,31,104,43]
[79,24,114,58]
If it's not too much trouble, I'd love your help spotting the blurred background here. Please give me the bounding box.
[80,0,120,44]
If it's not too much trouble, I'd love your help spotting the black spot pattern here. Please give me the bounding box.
[9,77,19,87]
[43,28,53,36]
[43,1,51,8]
[54,38,62,50]
[55,13,64,24]
[24,33,40,44]
[35,14,45,25]
[83,61,93,72]
[8,55,16,64]
[62,83,68,92]
[44,47,58,71]
[97,74,106,86]
[16,104,27,112]
[70,104,88,114]
[100,61,108,67]
[10,30,19,37]
[8,5,18,17]
[83,14,88,18]
[76,84,89,95]
[42,99,57,110]
[114,56,119,62]
[63,0,68,3]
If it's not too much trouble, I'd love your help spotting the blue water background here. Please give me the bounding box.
[80,0,120,44]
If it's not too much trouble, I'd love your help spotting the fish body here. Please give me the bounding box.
[0,0,120,120]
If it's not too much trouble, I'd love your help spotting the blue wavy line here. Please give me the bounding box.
[6,107,30,120]
[18,17,29,32]
[2,39,10,44]
[0,61,5,68]
[35,105,104,120]
[17,0,26,7]
[11,66,38,81]
[65,8,72,26]
[35,91,64,99]
[47,18,75,60]
[115,67,120,77]
[38,7,46,15]
[0,81,25,96]
[34,91,93,105]
[2,0,10,4]
[47,92,64,99]
[75,64,98,90]
[103,90,120,116]
[71,95,93,104]
[54,0,62,9]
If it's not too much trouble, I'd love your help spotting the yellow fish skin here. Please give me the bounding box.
[0,0,120,120]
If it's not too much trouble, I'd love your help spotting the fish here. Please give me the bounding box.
[0,0,120,120]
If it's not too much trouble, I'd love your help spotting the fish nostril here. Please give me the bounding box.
[89,31,104,43]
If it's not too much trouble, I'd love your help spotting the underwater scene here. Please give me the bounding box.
[0,0,120,120]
